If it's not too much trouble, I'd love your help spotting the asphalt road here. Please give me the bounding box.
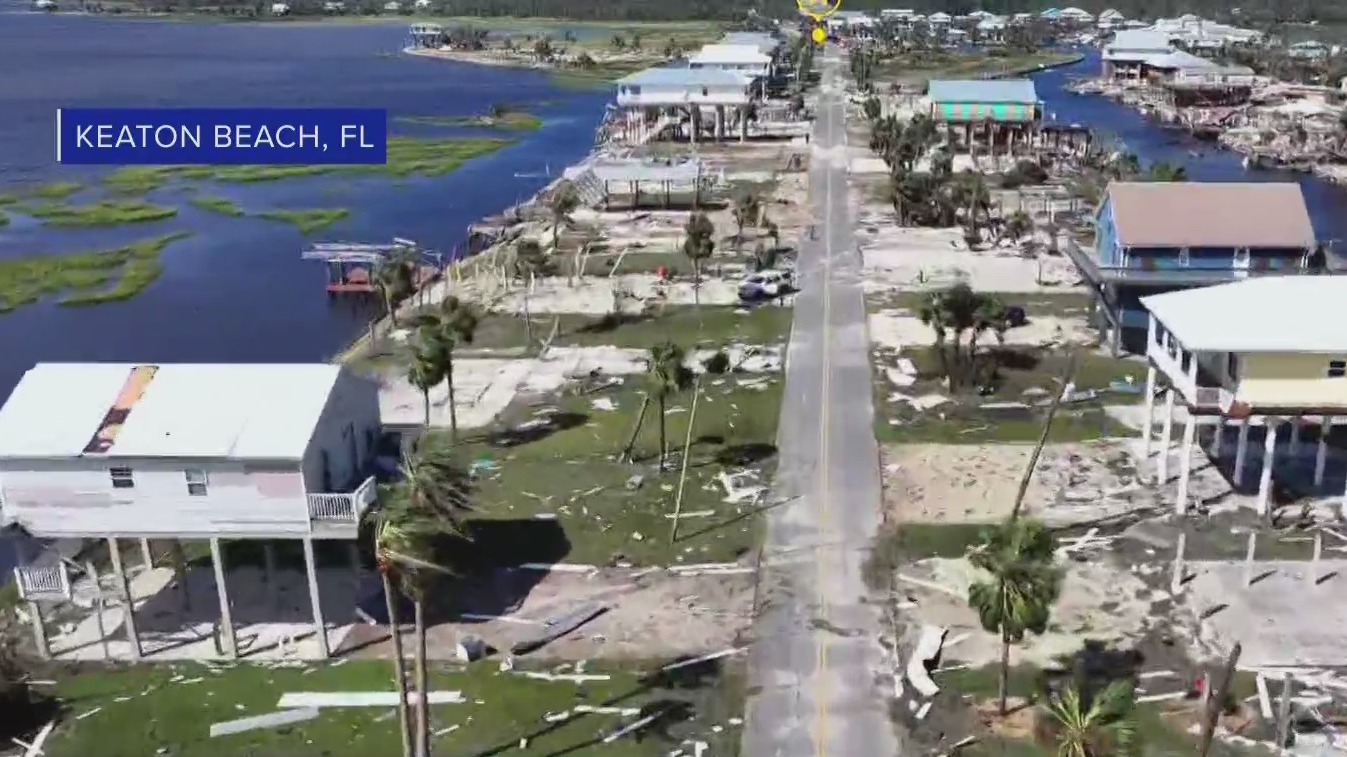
[740,47,898,757]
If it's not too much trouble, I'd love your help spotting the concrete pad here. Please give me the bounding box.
[277,691,465,707]
[49,563,363,662]
[1185,560,1347,667]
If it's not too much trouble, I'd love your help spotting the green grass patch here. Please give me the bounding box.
[873,347,1145,444]
[100,136,514,193]
[0,193,17,206]
[187,195,245,217]
[258,207,350,234]
[379,305,793,359]
[0,232,190,312]
[43,657,745,757]
[872,291,1093,319]
[16,199,177,228]
[0,209,7,227]
[29,181,84,199]
[442,377,782,566]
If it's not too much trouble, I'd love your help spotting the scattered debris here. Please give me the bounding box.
[276,691,465,708]
[210,708,321,738]
[510,603,608,655]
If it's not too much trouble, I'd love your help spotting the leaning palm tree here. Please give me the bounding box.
[415,297,479,441]
[1039,679,1138,757]
[646,342,692,470]
[375,249,417,328]
[371,442,473,757]
[968,518,1061,716]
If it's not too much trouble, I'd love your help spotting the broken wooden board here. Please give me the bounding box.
[510,603,608,655]
[210,708,320,738]
[276,691,464,708]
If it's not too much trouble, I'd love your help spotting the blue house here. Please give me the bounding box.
[1065,181,1323,355]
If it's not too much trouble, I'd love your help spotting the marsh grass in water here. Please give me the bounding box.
[187,196,246,216]
[258,208,350,234]
[0,232,191,312]
[16,199,178,228]
[101,136,514,193]
[29,181,85,199]
[399,106,542,131]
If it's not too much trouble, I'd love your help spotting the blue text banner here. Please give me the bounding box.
[56,107,387,165]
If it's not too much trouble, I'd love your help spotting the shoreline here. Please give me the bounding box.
[1069,74,1347,187]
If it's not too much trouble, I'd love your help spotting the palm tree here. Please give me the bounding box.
[729,191,760,249]
[682,213,715,311]
[1145,162,1187,182]
[646,342,691,470]
[375,249,416,328]
[371,442,473,757]
[415,297,479,441]
[1001,210,1033,248]
[406,343,444,428]
[917,283,1005,390]
[968,518,1061,716]
[1040,679,1138,757]
[547,181,580,254]
[513,239,550,349]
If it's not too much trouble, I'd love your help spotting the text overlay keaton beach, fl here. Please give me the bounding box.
[55,107,388,165]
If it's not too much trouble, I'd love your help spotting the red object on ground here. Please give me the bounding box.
[656,265,668,280]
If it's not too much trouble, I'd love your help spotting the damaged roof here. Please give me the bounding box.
[1105,181,1316,249]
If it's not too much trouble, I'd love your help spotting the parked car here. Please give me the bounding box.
[739,269,797,302]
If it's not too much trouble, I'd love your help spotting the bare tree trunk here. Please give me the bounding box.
[1010,351,1078,521]
[523,280,534,349]
[414,598,430,757]
[657,393,668,470]
[382,572,414,757]
[422,389,430,428]
[620,395,651,463]
[445,355,458,442]
[998,628,1010,716]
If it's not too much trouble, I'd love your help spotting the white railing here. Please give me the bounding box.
[14,565,71,601]
[306,476,378,525]
[1147,338,1196,403]
[1194,387,1223,408]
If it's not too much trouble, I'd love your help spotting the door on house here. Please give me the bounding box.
[345,424,360,483]
[1233,248,1250,278]
[320,449,332,492]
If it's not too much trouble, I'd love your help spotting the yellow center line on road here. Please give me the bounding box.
[813,66,836,757]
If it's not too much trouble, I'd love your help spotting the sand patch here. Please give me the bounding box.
[900,557,1153,668]
[882,441,1150,526]
[868,310,1095,352]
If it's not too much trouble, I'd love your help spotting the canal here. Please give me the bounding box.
[1033,49,1347,246]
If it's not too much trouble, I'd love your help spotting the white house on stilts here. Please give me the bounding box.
[0,362,382,661]
[614,67,754,144]
[1139,277,1347,518]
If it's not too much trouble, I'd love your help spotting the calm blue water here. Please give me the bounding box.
[0,12,608,396]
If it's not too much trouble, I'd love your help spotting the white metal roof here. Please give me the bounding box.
[0,363,342,460]
[689,44,771,65]
[1141,277,1347,353]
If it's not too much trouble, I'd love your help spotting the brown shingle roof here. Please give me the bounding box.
[1106,181,1315,249]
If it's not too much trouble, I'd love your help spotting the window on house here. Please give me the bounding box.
[185,469,208,496]
[1330,360,1347,379]
[110,467,134,489]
